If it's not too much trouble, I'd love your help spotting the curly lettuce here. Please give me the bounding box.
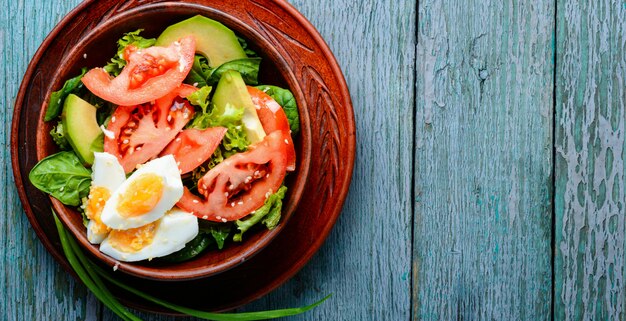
[233,186,288,242]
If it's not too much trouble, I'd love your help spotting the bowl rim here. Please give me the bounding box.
[12,0,355,312]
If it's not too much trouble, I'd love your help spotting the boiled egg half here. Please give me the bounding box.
[85,152,126,244]
[99,208,198,262]
[100,155,183,230]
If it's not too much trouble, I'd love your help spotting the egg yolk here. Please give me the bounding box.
[107,221,159,253]
[117,173,164,217]
[85,186,111,235]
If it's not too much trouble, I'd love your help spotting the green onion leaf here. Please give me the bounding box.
[52,209,329,320]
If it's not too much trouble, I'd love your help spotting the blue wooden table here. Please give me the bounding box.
[2,1,625,320]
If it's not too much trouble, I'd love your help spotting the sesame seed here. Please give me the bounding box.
[224,192,229,197]
[231,202,235,207]
[216,216,222,220]
[202,184,207,190]
[175,137,181,142]
[167,115,172,122]
[251,210,256,214]
[136,147,142,151]
[183,113,189,119]
[221,218,227,222]
[238,201,243,205]
[284,139,289,144]
[176,161,181,166]
[202,215,208,219]
[83,53,87,59]
[111,116,116,123]
[192,200,199,204]
[266,174,270,178]
[122,139,129,144]
[197,158,202,162]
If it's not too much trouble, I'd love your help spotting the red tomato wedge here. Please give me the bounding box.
[247,86,296,171]
[104,86,196,173]
[159,127,227,174]
[177,131,289,221]
[82,36,196,106]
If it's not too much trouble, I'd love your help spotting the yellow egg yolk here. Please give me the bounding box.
[107,221,160,253]
[117,173,164,217]
[85,186,111,235]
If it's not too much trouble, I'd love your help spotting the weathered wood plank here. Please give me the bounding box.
[554,1,626,320]
[241,0,416,320]
[413,1,554,320]
[1,1,100,320]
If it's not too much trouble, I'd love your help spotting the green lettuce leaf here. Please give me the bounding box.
[50,121,70,150]
[233,186,287,242]
[255,85,300,134]
[28,151,92,206]
[45,68,87,121]
[200,222,232,250]
[103,29,156,77]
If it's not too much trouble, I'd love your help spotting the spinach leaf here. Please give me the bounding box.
[50,121,70,150]
[208,58,261,85]
[255,85,300,134]
[160,233,213,263]
[233,186,287,242]
[185,55,212,87]
[28,151,92,206]
[103,29,156,77]
[45,68,87,121]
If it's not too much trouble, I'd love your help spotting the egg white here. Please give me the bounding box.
[87,152,126,244]
[99,208,198,262]
[100,155,183,230]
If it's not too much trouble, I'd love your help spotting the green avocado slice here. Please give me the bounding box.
[155,15,247,67]
[212,70,266,144]
[61,94,103,165]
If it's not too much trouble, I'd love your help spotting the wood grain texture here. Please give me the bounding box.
[1,1,99,320]
[241,1,416,320]
[555,1,626,320]
[413,1,554,320]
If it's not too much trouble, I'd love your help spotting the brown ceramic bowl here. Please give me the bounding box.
[36,3,312,280]
[13,0,354,312]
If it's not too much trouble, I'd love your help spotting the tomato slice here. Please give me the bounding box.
[82,36,196,106]
[104,86,196,173]
[159,127,227,174]
[177,131,289,221]
[247,86,296,171]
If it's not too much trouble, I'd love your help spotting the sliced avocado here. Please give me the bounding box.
[156,15,247,67]
[61,94,103,164]
[213,70,266,143]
